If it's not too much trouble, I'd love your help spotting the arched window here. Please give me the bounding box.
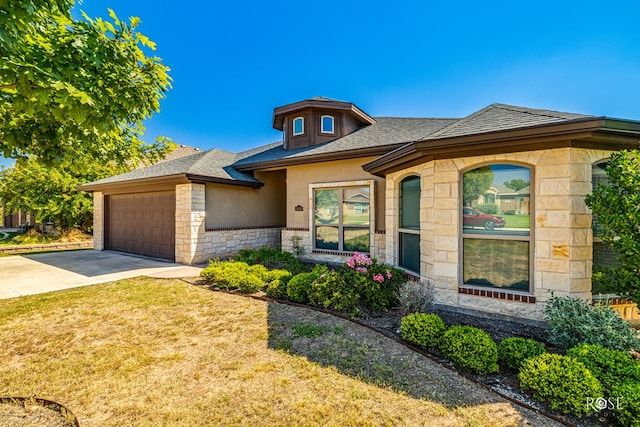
[461,164,531,291]
[293,117,304,136]
[321,115,334,134]
[399,176,420,273]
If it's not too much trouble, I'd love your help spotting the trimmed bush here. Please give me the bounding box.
[265,279,287,299]
[519,353,603,417]
[439,325,499,374]
[544,294,640,352]
[400,313,446,349]
[234,245,307,275]
[611,381,640,427]
[286,272,315,303]
[308,269,360,316]
[200,260,266,293]
[497,337,546,372]
[566,343,640,393]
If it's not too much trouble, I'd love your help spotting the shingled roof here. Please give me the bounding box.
[233,117,457,170]
[420,104,594,141]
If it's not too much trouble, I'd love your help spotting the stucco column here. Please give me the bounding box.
[92,191,104,251]
[175,183,205,264]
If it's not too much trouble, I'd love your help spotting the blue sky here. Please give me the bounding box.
[3,0,640,168]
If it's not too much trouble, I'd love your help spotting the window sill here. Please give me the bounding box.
[458,286,536,303]
[312,249,368,257]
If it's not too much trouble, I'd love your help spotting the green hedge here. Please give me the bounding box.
[439,325,499,374]
[400,313,446,349]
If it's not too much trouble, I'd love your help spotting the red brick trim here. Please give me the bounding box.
[312,249,366,257]
[205,226,283,232]
[458,287,536,303]
[283,227,310,232]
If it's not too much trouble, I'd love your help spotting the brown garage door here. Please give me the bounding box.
[105,191,175,261]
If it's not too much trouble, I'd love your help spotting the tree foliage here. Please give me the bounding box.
[0,0,172,169]
[0,157,126,232]
[585,150,640,302]
[462,166,494,206]
[503,179,529,192]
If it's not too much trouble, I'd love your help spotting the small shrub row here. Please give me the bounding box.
[200,260,291,293]
[400,313,499,374]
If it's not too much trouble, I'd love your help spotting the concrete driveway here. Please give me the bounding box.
[0,250,205,299]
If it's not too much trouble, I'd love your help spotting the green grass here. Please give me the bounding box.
[0,278,551,426]
[501,215,530,229]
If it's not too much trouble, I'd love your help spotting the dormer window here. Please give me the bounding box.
[293,117,304,136]
[321,115,334,134]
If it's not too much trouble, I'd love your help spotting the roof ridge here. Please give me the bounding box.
[489,103,594,119]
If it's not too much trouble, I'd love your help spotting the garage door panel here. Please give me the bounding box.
[106,191,175,261]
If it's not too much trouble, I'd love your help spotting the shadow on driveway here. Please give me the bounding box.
[0,250,200,299]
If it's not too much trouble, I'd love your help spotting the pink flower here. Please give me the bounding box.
[373,273,385,283]
[356,267,368,274]
[386,270,392,279]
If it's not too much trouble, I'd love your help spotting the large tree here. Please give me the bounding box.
[0,0,172,169]
[462,166,494,206]
[585,150,640,303]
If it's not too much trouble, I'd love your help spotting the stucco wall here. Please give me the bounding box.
[386,147,614,321]
[205,170,286,229]
[285,157,386,229]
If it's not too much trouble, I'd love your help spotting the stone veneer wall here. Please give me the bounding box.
[199,227,282,262]
[175,183,206,264]
[386,147,614,321]
[92,191,104,251]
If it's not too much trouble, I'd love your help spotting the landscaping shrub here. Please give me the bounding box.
[399,313,446,349]
[397,280,433,315]
[565,343,640,393]
[265,279,287,299]
[439,325,499,374]
[518,353,603,417]
[610,381,640,427]
[474,203,498,214]
[497,337,546,372]
[308,268,360,316]
[543,294,640,352]
[286,272,315,303]
[503,209,516,215]
[234,245,307,275]
[200,260,266,293]
[341,252,404,312]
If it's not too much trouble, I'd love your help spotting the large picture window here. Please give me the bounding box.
[314,184,372,252]
[461,164,532,291]
[399,176,420,273]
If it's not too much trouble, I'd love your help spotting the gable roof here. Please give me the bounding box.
[423,104,594,140]
[363,104,640,176]
[233,117,457,170]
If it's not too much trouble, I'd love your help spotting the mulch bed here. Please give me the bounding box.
[0,397,78,427]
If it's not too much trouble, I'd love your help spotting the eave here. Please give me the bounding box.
[363,118,640,177]
[78,173,263,193]
[233,143,407,172]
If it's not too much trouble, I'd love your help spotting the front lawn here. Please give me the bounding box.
[0,278,556,426]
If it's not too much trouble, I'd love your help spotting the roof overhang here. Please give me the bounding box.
[77,173,263,193]
[233,144,406,172]
[363,118,640,176]
[272,99,376,130]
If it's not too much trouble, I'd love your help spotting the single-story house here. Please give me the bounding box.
[80,97,640,322]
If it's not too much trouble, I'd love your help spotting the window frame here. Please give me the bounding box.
[293,116,304,136]
[398,175,421,274]
[310,180,375,253]
[459,162,534,294]
[320,115,335,134]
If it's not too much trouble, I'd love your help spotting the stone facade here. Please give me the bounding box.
[175,183,206,264]
[92,191,104,251]
[386,147,614,321]
[199,227,282,262]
